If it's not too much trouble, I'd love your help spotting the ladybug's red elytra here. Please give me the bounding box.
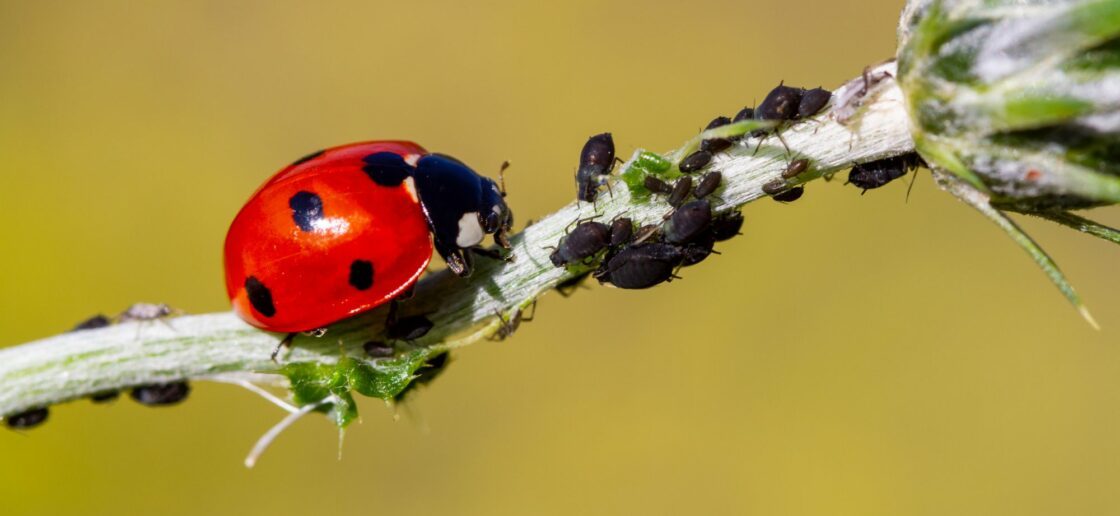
[223,141,513,333]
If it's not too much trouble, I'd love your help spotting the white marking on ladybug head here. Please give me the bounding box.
[402,176,419,203]
[404,154,421,167]
[456,212,484,248]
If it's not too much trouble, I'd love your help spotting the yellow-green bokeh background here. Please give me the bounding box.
[2,1,1119,514]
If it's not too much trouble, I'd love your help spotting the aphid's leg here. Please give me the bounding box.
[521,299,537,322]
[774,131,792,158]
[905,169,919,202]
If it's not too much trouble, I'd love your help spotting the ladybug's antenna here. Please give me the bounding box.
[498,160,511,197]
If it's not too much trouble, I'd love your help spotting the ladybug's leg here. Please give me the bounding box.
[270,333,296,363]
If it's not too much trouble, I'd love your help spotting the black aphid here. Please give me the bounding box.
[131,382,190,406]
[387,315,435,341]
[610,218,634,248]
[848,153,923,192]
[597,244,684,289]
[550,221,612,266]
[73,314,111,331]
[755,83,803,121]
[576,133,616,202]
[363,341,395,358]
[700,116,733,153]
[797,87,832,118]
[4,407,49,429]
[709,211,744,242]
[772,186,805,202]
[663,200,712,245]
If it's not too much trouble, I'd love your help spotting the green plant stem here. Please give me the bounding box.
[0,61,915,418]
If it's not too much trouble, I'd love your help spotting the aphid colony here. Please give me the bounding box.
[4,305,191,430]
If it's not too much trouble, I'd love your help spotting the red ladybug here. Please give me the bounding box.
[224,141,513,333]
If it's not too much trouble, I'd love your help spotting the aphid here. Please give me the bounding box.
[700,116,733,153]
[644,175,673,195]
[363,341,395,358]
[848,153,922,192]
[772,186,805,203]
[709,211,744,241]
[663,200,712,245]
[490,302,536,341]
[597,243,684,289]
[732,106,755,122]
[394,352,450,402]
[755,83,803,121]
[678,150,713,173]
[761,179,789,195]
[782,159,809,179]
[668,176,694,208]
[118,303,173,323]
[387,315,434,341]
[797,87,832,118]
[90,391,120,403]
[73,314,111,331]
[693,171,723,199]
[4,407,49,429]
[549,220,612,267]
[609,218,634,248]
[680,236,717,266]
[576,133,617,202]
[131,382,191,406]
[634,151,672,173]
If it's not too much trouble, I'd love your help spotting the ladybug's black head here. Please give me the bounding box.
[413,154,516,277]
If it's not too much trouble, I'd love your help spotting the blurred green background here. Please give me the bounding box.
[2,1,1119,515]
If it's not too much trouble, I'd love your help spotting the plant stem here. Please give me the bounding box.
[0,61,915,418]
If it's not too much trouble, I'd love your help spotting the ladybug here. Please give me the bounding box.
[224,141,513,333]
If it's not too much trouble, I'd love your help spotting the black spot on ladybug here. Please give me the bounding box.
[245,276,276,318]
[348,260,375,291]
[130,382,190,406]
[361,152,414,187]
[289,191,324,232]
[290,149,325,167]
[5,407,49,429]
